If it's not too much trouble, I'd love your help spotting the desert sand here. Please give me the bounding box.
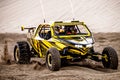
[0,33,120,80]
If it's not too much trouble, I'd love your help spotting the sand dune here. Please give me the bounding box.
[0,0,120,33]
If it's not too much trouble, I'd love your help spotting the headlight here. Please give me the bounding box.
[75,45,82,48]
[75,44,93,48]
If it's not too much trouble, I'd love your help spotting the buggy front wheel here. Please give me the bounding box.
[102,47,118,69]
[46,48,61,71]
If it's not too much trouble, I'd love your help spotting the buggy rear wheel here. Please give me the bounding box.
[14,41,31,64]
[46,48,61,71]
[102,47,118,69]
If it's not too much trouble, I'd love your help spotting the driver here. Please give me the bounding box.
[65,25,77,35]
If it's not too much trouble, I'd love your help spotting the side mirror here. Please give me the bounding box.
[21,26,24,31]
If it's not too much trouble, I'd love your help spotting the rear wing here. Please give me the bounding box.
[21,26,36,33]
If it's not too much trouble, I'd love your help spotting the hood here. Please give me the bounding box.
[58,36,94,48]
[66,37,93,45]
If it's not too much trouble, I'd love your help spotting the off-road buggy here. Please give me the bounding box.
[14,21,118,71]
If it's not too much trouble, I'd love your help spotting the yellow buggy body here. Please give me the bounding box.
[14,21,118,71]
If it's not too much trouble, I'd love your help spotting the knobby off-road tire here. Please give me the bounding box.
[102,47,118,69]
[14,41,31,64]
[46,48,61,71]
